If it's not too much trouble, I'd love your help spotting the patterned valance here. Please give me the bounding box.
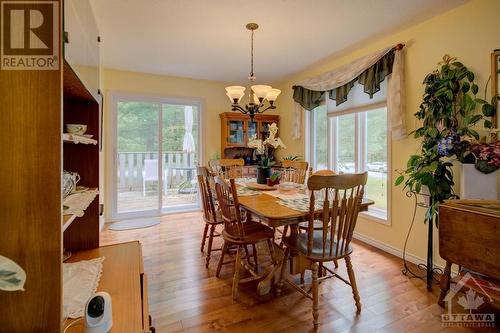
[291,44,406,141]
[293,46,396,110]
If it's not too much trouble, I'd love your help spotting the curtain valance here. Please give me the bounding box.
[293,46,396,110]
[291,44,406,140]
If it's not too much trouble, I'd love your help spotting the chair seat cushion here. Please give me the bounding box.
[283,231,352,261]
[223,221,274,244]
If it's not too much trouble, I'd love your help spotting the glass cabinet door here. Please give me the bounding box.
[247,120,257,140]
[228,120,245,145]
[259,121,273,140]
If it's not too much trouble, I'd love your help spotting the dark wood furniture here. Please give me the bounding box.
[197,166,223,267]
[438,200,500,307]
[214,177,276,299]
[219,112,279,158]
[0,2,63,330]
[63,61,101,251]
[0,1,151,330]
[277,173,368,329]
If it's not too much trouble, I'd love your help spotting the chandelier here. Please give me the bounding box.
[225,23,281,121]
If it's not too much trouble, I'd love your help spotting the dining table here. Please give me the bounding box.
[229,178,374,295]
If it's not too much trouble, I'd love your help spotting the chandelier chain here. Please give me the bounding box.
[250,28,254,80]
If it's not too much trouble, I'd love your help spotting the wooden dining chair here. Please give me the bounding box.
[300,169,340,273]
[280,160,309,184]
[209,159,245,179]
[313,169,336,176]
[278,172,368,329]
[213,176,276,299]
[197,166,224,268]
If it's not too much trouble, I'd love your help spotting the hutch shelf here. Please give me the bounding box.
[219,112,279,158]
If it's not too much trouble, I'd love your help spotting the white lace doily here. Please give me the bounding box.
[63,189,99,217]
[63,256,105,318]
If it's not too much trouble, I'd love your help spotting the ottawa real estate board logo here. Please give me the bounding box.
[1,0,59,70]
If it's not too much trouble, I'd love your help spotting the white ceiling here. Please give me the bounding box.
[90,0,467,84]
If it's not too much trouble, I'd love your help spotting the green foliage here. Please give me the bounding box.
[282,155,302,161]
[270,171,281,182]
[117,102,199,152]
[396,55,497,224]
[313,105,387,166]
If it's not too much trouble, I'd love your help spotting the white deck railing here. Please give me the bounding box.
[117,151,197,191]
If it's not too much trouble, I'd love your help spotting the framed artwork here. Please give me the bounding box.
[491,50,500,128]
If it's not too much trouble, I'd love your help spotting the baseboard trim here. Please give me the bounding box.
[353,232,459,275]
[353,232,427,267]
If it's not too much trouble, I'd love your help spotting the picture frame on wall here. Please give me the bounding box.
[492,50,500,128]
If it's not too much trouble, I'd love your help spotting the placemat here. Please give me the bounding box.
[235,177,256,186]
[236,187,261,197]
[264,190,308,201]
[276,197,325,213]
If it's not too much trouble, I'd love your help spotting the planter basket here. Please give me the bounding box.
[460,163,498,200]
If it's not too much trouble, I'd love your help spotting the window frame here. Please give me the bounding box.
[108,91,204,221]
[308,96,391,225]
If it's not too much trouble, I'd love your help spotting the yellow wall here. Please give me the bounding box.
[274,0,500,264]
[101,68,231,220]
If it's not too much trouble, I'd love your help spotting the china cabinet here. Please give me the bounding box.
[0,1,151,331]
[219,112,279,158]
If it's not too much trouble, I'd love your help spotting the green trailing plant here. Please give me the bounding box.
[395,55,497,224]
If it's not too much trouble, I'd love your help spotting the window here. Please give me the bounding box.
[311,104,328,170]
[309,93,389,221]
[112,94,202,219]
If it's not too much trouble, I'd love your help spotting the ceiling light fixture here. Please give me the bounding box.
[225,23,281,121]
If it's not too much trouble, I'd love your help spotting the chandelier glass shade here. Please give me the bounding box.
[225,23,281,120]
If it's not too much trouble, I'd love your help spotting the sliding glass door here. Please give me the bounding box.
[112,95,201,218]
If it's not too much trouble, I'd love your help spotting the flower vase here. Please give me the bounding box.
[256,167,271,184]
[460,163,498,199]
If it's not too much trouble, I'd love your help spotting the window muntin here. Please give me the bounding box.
[309,102,389,219]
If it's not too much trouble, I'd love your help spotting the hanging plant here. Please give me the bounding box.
[395,55,497,224]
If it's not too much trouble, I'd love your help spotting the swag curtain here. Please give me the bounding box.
[292,44,406,140]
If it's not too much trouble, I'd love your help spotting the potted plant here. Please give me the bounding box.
[282,155,302,161]
[266,171,281,186]
[248,123,286,184]
[460,139,499,199]
[395,55,497,223]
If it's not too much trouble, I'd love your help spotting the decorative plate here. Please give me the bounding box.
[0,255,26,291]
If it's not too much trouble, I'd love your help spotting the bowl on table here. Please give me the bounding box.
[278,182,300,195]
[65,124,87,135]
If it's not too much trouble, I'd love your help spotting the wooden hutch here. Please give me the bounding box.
[219,112,280,159]
[0,1,151,332]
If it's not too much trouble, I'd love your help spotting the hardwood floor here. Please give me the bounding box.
[100,212,497,332]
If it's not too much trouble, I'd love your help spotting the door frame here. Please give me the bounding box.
[108,91,204,221]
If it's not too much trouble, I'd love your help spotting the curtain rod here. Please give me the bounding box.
[395,43,405,50]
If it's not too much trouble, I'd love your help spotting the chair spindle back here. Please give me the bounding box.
[209,159,244,179]
[197,166,217,223]
[280,160,309,184]
[306,172,368,258]
[214,176,244,239]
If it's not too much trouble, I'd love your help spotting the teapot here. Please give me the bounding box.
[63,171,80,197]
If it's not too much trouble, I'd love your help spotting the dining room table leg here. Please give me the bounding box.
[288,224,300,274]
[245,210,253,223]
